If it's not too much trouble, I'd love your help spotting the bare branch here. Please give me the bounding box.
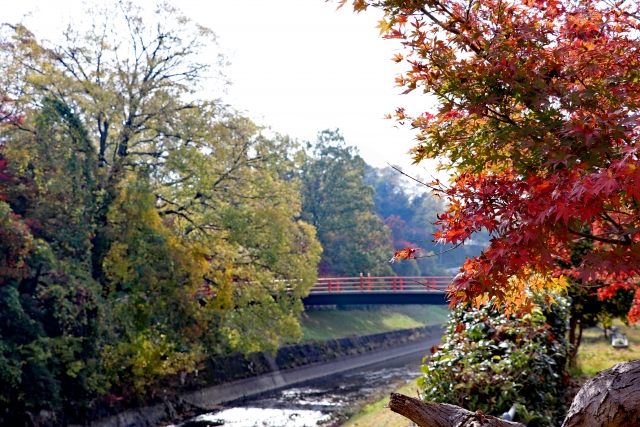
[568,226,632,246]
[388,163,442,191]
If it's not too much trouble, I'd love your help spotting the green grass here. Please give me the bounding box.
[300,305,449,341]
[340,379,421,427]
[572,319,640,377]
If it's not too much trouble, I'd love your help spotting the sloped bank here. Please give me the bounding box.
[89,324,443,427]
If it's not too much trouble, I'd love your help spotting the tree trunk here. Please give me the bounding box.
[568,314,584,368]
[388,360,640,427]
[568,314,578,367]
[562,359,640,427]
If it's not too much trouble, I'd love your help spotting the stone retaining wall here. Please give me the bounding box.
[193,323,443,390]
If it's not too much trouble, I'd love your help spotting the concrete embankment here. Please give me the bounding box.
[89,324,443,427]
[182,326,443,409]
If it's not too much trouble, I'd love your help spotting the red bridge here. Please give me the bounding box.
[196,276,453,305]
[303,276,452,306]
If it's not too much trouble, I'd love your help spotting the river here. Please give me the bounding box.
[169,339,440,427]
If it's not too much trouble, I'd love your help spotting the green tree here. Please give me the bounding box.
[0,2,322,421]
[0,99,106,423]
[1,1,321,354]
[151,108,322,354]
[301,130,393,277]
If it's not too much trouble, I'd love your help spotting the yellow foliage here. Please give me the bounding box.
[103,174,207,296]
[498,273,567,316]
[102,331,201,395]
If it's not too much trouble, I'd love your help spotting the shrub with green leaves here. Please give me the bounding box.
[419,296,570,427]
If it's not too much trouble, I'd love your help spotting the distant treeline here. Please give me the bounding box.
[301,130,487,278]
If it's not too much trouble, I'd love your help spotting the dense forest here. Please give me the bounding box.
[0,3,483,423]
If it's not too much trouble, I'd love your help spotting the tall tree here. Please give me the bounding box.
[301,130,394,277]
[0,2,321,421]
[0,1,321,353]
[0,2,222,167]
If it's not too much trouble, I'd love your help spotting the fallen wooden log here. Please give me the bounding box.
[388,393,525,427]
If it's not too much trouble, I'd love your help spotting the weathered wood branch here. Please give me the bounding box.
[389,360,640,427]
[388,393,525,427]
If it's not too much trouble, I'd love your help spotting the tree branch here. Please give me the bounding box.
[599,211,634,245]
[567,227,632,246]
[419,7,482,55]
[388,163,442,191]
[388,393,525,427]
[389,361,640,427]
[563,359,640,427]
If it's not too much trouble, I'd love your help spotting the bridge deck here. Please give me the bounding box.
[303,290,449,306]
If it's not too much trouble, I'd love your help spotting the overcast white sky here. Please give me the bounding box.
[5,0,444,180]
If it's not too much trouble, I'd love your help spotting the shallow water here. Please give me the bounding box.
[171,350,428,427]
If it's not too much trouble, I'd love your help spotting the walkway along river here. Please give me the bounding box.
[168,333,443,427]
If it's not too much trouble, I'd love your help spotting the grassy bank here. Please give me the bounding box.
[340,379,420,427]
[573,319,640,377]
[300,305,449,341]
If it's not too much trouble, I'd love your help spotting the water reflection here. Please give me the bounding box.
[171,351,428,427]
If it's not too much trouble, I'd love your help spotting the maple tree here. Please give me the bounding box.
[343,0,640,317]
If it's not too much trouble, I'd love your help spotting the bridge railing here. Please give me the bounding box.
[196,276,453,299]
[309,276,452,293]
